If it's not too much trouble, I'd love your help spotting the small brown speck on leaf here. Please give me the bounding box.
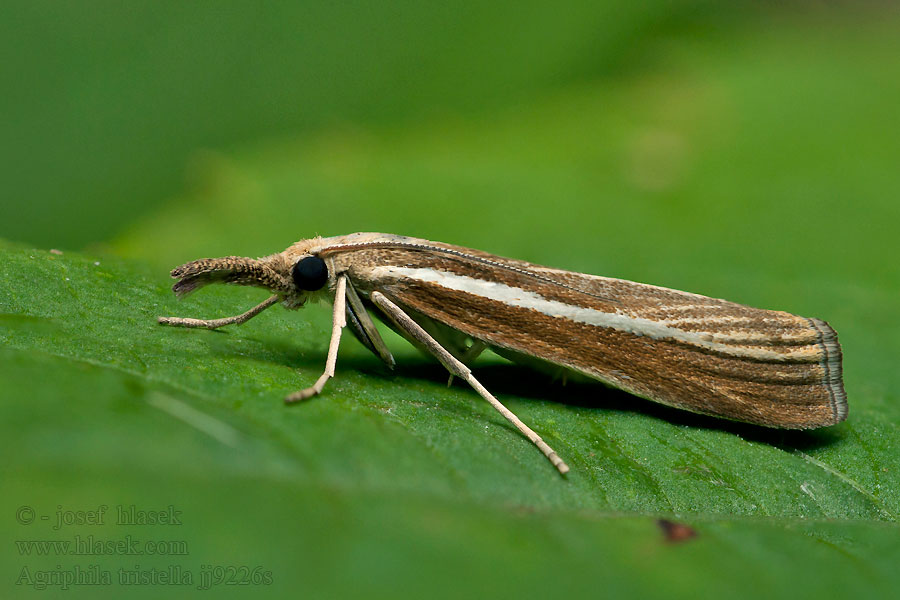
[49,249,63,255]
[657,518,697,543]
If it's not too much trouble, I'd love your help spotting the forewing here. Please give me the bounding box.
[332,242,847,429]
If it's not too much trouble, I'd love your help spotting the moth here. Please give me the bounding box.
[158,233,847,474]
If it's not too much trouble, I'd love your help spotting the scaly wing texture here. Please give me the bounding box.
[325,239,846,429]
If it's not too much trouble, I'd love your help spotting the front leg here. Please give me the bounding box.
[158,295,279,329]
[285,275,348,403]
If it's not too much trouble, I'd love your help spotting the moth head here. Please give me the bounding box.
[169,252,333,308]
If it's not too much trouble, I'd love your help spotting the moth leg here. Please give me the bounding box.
[158,295,279,329]
[370,291,569,475]
[285,275,348,403]
[344,278,395,369]
[447,340,487,387]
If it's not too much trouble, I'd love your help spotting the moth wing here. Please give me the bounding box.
[349,245,846,429]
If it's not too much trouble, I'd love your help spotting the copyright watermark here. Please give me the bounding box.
[16,505,35,525]
[15,564,274,591]
[15,504,181,530]
[13,504,274,590]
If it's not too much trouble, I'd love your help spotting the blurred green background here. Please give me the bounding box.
[2,2,899,599]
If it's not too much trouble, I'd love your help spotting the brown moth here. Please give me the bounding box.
[158,233,847,474]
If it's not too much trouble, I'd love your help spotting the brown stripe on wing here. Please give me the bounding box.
[377,280,845,429]
[342,247,821,345]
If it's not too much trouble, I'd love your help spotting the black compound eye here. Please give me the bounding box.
[292,256,328,291]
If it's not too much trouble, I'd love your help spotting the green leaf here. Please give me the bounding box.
[1,232,897,600]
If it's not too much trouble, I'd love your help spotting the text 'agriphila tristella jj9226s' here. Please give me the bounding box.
[158,233,847,474]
